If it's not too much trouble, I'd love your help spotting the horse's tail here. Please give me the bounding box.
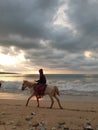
[53,86,60,96]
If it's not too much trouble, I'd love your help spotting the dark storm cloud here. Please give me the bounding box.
[0,0,59,40]
[50,0,98,52]
[0,35,45,49]
[0,0,98,73]
[65,0,98,50]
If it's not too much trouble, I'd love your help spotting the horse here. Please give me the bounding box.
[21,80,63,109]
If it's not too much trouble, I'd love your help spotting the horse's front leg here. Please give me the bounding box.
[26,94,33,106]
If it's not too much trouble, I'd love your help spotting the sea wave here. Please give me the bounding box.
[0,79,98,96]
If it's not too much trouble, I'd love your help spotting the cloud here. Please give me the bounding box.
[0,0,98,73]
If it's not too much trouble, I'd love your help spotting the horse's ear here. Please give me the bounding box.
[23,80,27,82]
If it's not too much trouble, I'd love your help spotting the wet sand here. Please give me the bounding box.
[0,93,98,130]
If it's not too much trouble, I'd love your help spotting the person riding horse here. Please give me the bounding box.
[35,69,47,97]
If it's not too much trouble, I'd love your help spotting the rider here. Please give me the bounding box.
[36,69,46,85]
[35,69,47,97]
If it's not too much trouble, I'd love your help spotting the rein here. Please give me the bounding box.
[25,81,36,89]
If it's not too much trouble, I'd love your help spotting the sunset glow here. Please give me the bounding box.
[84,51,92,58]
[0,53,25,66]
[31,96,43,101]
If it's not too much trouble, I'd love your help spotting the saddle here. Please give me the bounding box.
[34,84,47,97]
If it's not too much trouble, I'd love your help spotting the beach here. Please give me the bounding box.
[0,74,98,129]
[0,94,98,130]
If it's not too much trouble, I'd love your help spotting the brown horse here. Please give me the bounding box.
[21,80,63,109]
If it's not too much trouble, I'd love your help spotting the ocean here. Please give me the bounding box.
[0,74,98,97]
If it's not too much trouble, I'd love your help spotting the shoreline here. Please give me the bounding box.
[0,91,98,103]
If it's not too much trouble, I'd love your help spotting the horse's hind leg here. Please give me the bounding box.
[54,95,63,109]
[36,96,40,107]
[49,95,54,109]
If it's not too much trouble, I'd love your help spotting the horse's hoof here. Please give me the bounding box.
[60,107,63,109]
[60,106,63,109]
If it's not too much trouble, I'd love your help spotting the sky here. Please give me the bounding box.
[0,0,98,74]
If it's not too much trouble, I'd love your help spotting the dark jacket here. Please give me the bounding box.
[36,74,46,84]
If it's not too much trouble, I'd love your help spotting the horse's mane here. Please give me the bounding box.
[24,80,36,84]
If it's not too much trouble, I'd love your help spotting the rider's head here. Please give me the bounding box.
[39,69,43,74]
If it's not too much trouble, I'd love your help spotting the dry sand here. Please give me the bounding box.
[0,95,98,130]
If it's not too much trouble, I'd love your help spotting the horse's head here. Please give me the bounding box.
[21,80,36,91]
[21,80,28,90]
